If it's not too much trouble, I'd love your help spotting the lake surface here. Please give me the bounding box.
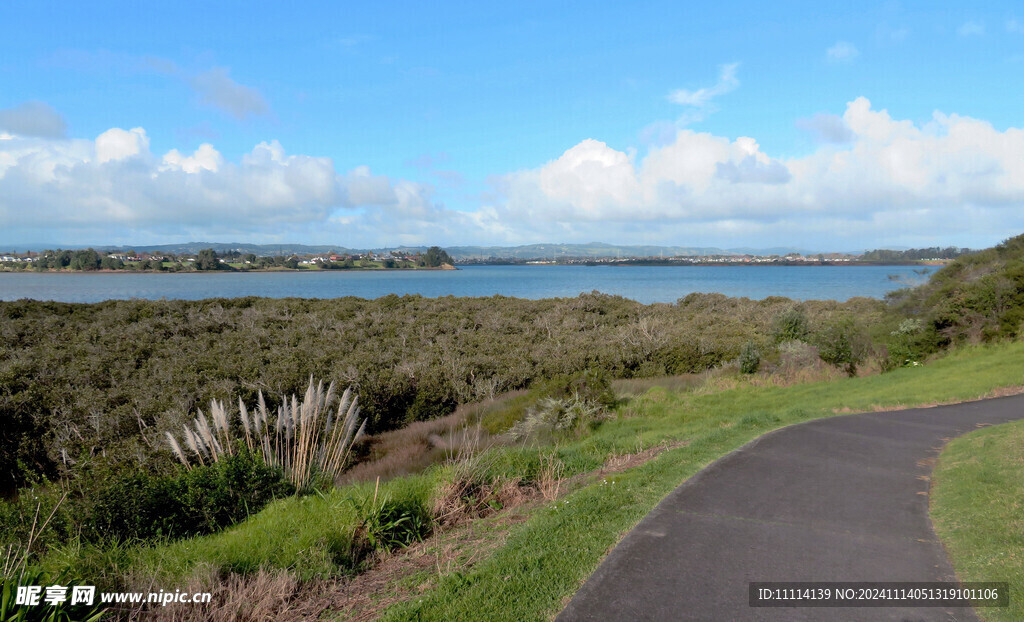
[0,265,930,304]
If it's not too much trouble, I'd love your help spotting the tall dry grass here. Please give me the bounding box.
[167,377,365,490]
[338,403,504,486]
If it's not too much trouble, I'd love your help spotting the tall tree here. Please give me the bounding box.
[422,246,453,267]
[196,248,220,270]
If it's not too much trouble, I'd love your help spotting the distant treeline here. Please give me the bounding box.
[1,246,454,271]
[861,247,975,262]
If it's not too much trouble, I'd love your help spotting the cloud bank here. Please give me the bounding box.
[0,124,447,243]
[1,97,1023,249]
[484,97,1024,246]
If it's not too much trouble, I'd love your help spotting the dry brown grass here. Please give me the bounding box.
[611,374,705,397]
[339,413,499,487]
[338,406,506,486]
[536,453,565,502]
[307,508,534,622]
[121,567,312,622]
[600,440,689,474]
[432,476,534,528]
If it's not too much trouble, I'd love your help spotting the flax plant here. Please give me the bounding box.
[167,377,366,490]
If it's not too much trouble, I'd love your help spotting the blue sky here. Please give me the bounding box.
[2,1,1024,251]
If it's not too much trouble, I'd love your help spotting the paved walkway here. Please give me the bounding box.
[558,394,1024,621]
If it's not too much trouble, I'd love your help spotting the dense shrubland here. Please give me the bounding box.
[0,291,891,493]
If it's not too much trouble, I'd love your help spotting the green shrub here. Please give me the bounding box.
[739,341,761,374]
[815,317,867,376]
[88,449,294,542]
[532,369,616,410]
[772,307,810,343]
[881,318,930,371]
[352,496,430,558]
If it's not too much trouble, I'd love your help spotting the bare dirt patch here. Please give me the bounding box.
[601,440,689,474]
[299,507,535,621]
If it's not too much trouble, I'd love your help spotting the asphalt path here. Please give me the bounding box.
[557,393,1024,622]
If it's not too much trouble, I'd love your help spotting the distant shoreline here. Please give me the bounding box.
[0,261,941,274]
[0,265,458,274]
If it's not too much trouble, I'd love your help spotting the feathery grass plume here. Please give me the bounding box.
[239,396,253,452]
[165,431,190,470]
[209,398,234,457]
[167,377,365,490]
[182,427,206,466]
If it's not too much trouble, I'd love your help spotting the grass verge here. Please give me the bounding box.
[931,418,1024,622]
[377,341,1024,621]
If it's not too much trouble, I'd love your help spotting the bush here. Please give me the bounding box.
[349,492,431,561]
[815,317,868,376]
[80,450,295,544]
[739,341,761,374]
[881,318,930,371]
[167,378,365,491]
[0,292,888,490]
[532,369,616,410]
[772,308,810,343]
[507,394,610,442]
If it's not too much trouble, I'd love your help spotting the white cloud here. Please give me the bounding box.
[0,102,68,138]
[667,63,739,107]
[0,127,455,243]
[190,67,269,120]
[3,99,1024,250]
[161,143,223,173]
[957,21,985,37]
[485,97,1024,247]
[96,127,150,163]
[826,41,860,63]
[1008,19,1024,34]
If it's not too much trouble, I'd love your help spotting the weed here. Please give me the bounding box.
[507,394,610,442]
[348,479,431,563]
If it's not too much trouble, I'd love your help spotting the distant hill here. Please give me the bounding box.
[94,242,355,256]
[8,241,878,259]
[444,243,737,259]
[726,246,826,256]
[88,242,744,259]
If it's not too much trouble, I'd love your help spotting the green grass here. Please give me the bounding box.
[931,418,1024,622]
[35,341,1024,617]
[130,472,438,582]
[378,341,1024,621]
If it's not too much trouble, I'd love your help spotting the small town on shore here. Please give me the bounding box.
[0,244,972,272]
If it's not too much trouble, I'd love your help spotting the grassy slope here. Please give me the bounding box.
[379,341,1024,621]
[42,342,1024,617]
[931,418,1024,622]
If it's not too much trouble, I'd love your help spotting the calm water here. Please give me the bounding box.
[0,265,929,304]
